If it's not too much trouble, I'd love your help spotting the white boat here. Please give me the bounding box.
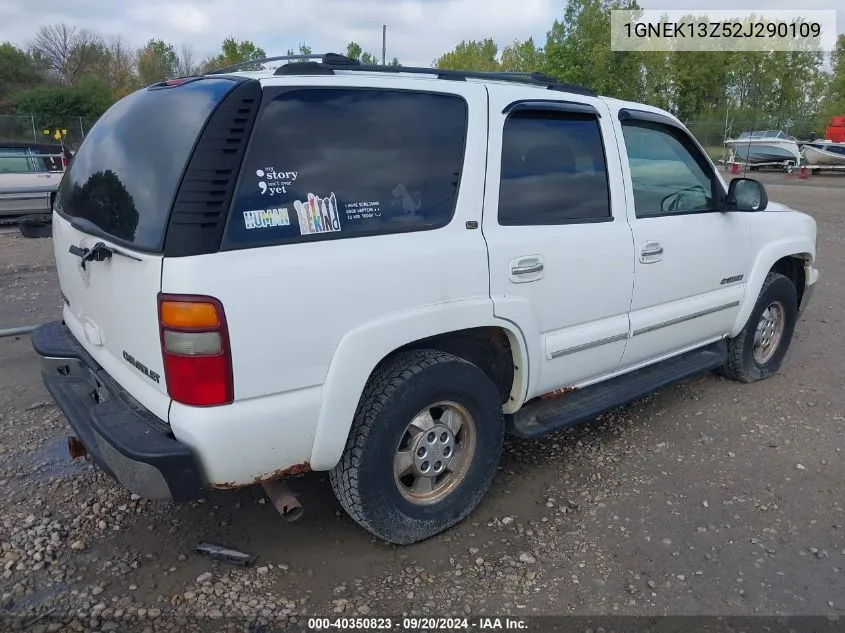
[724,130,801,165]
[802,141,845,167]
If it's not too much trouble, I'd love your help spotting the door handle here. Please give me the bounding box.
[512,263,544,275]
[641,246,663,257]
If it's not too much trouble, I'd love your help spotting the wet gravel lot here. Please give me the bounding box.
[0,171,843,632]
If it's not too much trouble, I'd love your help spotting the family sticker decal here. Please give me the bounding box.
[294,193,342,235]
[243,208,291,229]
[257,167,298,196]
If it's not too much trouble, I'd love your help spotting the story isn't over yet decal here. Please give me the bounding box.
[257,167,298,196]
[294,193,341,235]
[243,207,290,229]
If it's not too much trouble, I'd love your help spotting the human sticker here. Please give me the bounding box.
[293,193,342,235]
[257,167,298,196]
[243,207,290,230]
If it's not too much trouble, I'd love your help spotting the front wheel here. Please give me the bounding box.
[722,272,797,383]
[330,349,504,544]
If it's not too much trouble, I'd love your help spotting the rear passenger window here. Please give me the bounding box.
[498,111,611,225]
[225,89,468,247]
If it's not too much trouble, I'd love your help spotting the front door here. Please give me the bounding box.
[614,110,751,369]
[483,88,635,399]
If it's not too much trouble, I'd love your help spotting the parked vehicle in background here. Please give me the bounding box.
[31,54,819,545]
[723,130,801,166]
[0,142,70,218]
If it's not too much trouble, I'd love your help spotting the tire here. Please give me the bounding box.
[18,214,52,239]
[330,349,504,544]
[722,272,797,383]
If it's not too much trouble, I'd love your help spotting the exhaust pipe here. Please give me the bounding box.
[67,436,88,459]
[261,479,303,522]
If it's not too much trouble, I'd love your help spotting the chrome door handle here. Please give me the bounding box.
[512,263,544,275]
[641,246,663,257]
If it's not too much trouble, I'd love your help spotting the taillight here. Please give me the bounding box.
[158,294,233,406]
[61,154,68,170]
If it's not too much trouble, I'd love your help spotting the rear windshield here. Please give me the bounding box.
[224,88,468,248]
[55,78,237,251]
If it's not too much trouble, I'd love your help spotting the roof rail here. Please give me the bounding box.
[209,52,358,75]
[210,53,597,97]
[272,61,596,97]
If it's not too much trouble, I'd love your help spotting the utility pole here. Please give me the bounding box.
[382,25,386,65]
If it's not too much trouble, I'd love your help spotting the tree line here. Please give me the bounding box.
[433,0,845,139]
[1,0,844,140]
[0,25,398,133]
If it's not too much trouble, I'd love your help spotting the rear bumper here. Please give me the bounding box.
[31,321,204,501]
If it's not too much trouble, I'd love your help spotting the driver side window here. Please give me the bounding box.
[621,121,716,218]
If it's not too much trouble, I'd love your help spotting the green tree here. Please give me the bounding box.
[0,43,43,105]
[500,37,545,72]
[389,57,401,67]
[543,0,641,99]
[820,35,845,132]
[434,39,499,71]
[286,43,312,56]
[137,39,177,85]
[14,74,113,130]
[218,37,266,66]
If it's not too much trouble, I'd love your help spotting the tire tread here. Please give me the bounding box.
[329,349,468,535]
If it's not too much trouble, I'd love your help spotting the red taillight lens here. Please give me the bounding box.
[158,294,233,407]
[61,155,68,170]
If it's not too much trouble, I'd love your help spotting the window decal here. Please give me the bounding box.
[293,193,342,235]
[257,166,299,196]
[243,208,291,230]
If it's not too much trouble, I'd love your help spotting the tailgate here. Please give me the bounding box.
[48,76,249,422]
[53,214,169,420]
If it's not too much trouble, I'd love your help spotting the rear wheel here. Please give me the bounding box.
[17,214,52,239]
[330,349,504,544]
[722,272,797,383]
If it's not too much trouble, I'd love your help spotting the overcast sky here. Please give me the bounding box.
[0,0,841,66]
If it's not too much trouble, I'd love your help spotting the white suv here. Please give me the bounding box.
[32,54,819,544]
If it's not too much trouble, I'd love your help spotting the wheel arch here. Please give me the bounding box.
[731,240,813,336]
[308,300,529,471]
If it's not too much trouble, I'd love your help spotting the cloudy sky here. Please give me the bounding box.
[0,0,842,66]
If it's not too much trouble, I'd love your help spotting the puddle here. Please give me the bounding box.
[1,433,91,494]
[5,582,68,612]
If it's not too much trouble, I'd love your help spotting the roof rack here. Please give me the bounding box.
[208,52,596,97]
[278,60,596,97]
[209,52,357,75]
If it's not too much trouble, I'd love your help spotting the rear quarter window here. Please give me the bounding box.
[224,88,468,248]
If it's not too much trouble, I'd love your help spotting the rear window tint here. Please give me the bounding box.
[498,111,611,225]
[55,78,237,251]
[224,88,467,247]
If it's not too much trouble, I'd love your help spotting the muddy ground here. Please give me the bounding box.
[0,170,843,632]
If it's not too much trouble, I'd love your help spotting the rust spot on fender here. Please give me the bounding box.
[209,462,311,490]
[539,386,578,400]
[263,462,311,479]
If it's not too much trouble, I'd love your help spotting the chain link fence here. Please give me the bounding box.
[0,115,97,151]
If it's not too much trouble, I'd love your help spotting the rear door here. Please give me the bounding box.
[52,77,244,420]
[483,87,635,398]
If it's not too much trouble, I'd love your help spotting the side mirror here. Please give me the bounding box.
[726,178,768,211]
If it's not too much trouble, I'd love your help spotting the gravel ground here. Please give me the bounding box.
[0,171,843,632]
